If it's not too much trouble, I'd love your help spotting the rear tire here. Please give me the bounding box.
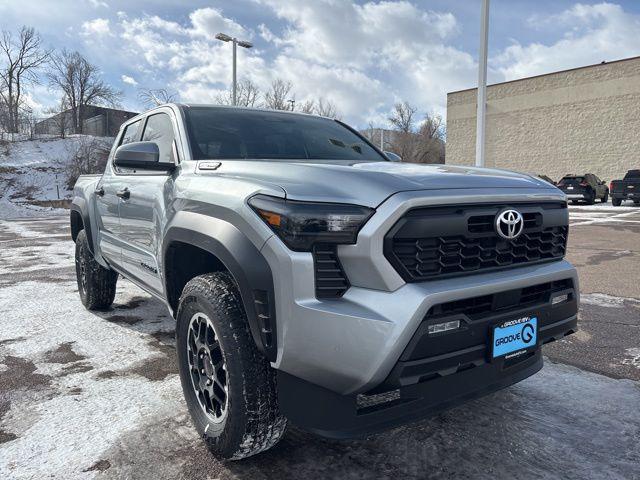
[176,272,286,460]
[612,197,622,206]
[601,190,609,203]
[75,229,117,310]
[585,190,596,205]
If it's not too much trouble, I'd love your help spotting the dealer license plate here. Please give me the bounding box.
[492,316,538,359]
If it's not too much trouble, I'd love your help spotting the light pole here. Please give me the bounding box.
[215,33,253,106]
[475,0,490,167]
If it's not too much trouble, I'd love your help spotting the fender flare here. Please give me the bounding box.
[70,197,95,254]
[163,214,277,361]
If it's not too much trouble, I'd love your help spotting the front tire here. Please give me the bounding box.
[585,190,596,205]
[176,272,286,460]
[75,229,117,310]
[601,190,609,203]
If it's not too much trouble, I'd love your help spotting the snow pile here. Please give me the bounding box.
[580,292,640,308]
[0,136,112,219]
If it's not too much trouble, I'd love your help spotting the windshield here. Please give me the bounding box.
[183,107,386,162]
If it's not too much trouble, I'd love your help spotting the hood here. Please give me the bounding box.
[213,160,557,208]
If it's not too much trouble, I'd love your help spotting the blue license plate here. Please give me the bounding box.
[492,316,538,359]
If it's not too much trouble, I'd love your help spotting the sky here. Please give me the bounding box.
[1,0,640,128]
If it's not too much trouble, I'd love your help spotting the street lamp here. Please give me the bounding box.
[215,33,253,106]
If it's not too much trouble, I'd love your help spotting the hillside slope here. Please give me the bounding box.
[0,136,112,219]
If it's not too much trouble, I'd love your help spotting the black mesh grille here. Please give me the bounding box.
[385,203,568,282]
[313,244,349,298]
[427,279,574,321]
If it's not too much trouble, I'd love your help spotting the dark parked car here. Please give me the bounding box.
[537,174,556,186]
[557,174,608,204]
[610,169,640,206]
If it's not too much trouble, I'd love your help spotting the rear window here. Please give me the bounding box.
[183,107,386,162]
[624,170,640,179]
[559,176,583,185]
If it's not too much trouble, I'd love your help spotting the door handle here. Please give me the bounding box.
[95,186,105,196]
[116,188,130,199]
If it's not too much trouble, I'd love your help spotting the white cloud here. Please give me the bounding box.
[121,75,138,86]
[188,7,249,40]
[80,18,111,37]
[493,3,640,81]
[87,0,108,8]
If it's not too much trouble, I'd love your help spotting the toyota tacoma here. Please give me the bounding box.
[71,105,579,459]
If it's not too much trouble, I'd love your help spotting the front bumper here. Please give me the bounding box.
[276,285,577,439]
[278,349,545,439]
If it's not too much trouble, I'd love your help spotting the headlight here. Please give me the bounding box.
[248,194,374,252]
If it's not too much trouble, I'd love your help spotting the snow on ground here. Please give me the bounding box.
[581,292,640,308]
[0,136,112,219]
[1,217,639,479]
[622,348,640,369]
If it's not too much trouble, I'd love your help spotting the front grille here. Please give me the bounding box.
[312,244,350,298]
[385,203,568,282]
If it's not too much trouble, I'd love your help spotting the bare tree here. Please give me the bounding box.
[214,79,261,107]
[64,136,111,188]
[315,97,339,118]
[388,101,417,133]
[387,101,445,164]
[263,78,294,111]
[137,87,178,108]
[48,50,121,134]
[0,27,50,133]
[298,99,315,114]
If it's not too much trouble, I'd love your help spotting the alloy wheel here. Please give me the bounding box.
[187,312,228,422]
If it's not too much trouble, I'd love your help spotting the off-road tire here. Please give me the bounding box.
[176,272,287,460]
[612,197,622,206]
[601,190,609,203]
[585,190,596,205]
[75,229,117,310]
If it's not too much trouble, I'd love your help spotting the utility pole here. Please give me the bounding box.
[232,40,237,106]
[215,33,253,106]
[475,0,490,167]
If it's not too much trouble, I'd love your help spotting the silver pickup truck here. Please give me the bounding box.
[71,104,579,460]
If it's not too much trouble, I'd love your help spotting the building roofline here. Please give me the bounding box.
[447,55,640,96]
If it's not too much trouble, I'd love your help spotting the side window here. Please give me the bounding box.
[120,120,141,145]
[141,113,175,164]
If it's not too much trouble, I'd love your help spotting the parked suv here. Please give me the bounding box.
[70,105,579,460]
[557,174,608,204]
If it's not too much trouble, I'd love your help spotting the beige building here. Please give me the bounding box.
[446,56,640,182]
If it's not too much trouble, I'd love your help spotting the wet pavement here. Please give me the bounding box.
[0,211,639,479]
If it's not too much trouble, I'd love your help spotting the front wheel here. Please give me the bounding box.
[585,190,596,205]
[75,229,117,310]
[612,197,622,206]
[176,272,287,460]
[601,190,609,203]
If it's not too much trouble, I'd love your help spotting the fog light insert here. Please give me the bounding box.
[428,320,460,335]
[552,294,570,305]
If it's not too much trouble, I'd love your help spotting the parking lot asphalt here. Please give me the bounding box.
[1,206,639,479]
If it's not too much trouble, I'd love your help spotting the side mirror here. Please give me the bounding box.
[114,141,171,170]
[384,151,402,162]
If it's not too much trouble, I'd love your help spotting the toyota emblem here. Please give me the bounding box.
[496,209,524,240]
